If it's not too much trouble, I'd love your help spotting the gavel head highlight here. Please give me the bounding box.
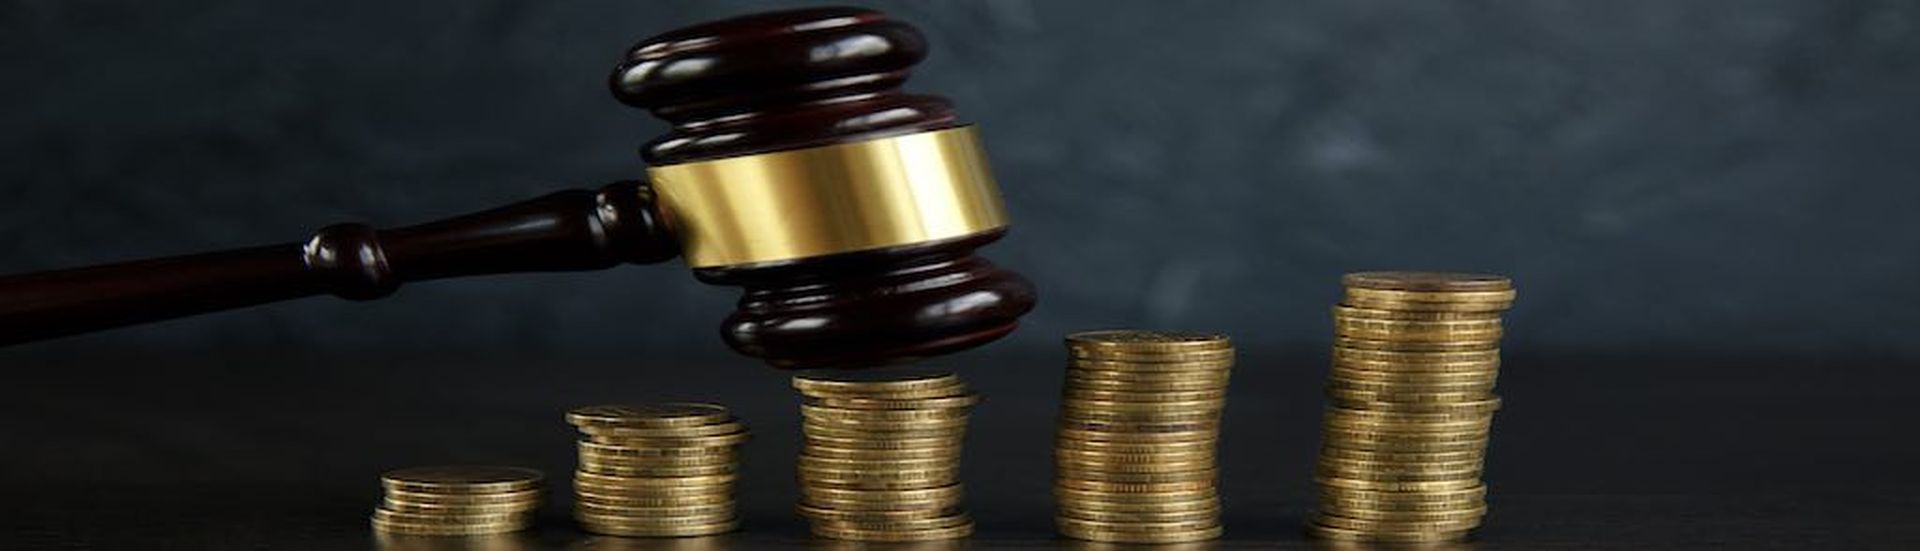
[611,7,1036,370]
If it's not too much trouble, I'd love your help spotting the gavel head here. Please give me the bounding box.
[610,7,1037,370]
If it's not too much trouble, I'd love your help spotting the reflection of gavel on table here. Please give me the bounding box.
[0,8,1036,369]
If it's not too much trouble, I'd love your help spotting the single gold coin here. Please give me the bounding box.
[1327,396,1503,415]
[1052,499,1213,514]
[1069,349,1237,364]
[575,507,736,525]
[1319,447,1484,464]
[382,488,541,506]
[1329,367,1499,384]
[1326,388,1493,404]
[371,516,531,536]
[577,516,739,537]
[1067,367,1233,383]
[793,372,963,398]
[574,500,735,518]
[1055,446,1216,464]
[574,471,735,488]
[802,418,967,435]
[1055,486,1216,504]
[1332,305,1503,321]
[573,480,734,500]
[1319,493,1485,514]
[1056,517,1222,543]
[808,513,972,532]
[803,433,965,450]
[1321,416,1492,434]
[1333,316,1503,342]
[1333,336,1500,353]
[1314,511,1481,532]
[1314,476,1483,492]
[370,507,525,527]
[574,488,732,508]
[1066,330,1231,352]
[1319,483,1487,502]
[1315,466,1483,483]
[1343,272,1513,293]
[577,460,736,478]
[1056,437,1217,455]
[566,403,732,429]
[1327,378,1496,396]
[1321,425,1492,441]
[1056,457,1215,474]
[800,485,963,508]
[798,454,957,471]
[1057,427,1218,444]
[807,394,982,410]
[1059,418,1221,435]
[1323,406,1496,424]
[1318,503,1487,522]
[801,405,971,423]
[576,439,737,459]
[1306,521,1468,543]
[577,449,737,469]
[381,465,544,494]
[799,468,960,489]
[1057,478,1214,493]
[795,503,959,521]
[1070,358,1236,373]
[802,444,962,461]
[1059,398,1226,414]
[577,420,747,439]
[1316,455,1483,471]
[1063,388,1228,403]
[380,498,539,516]
[583,430,752,448]
[1066,376,1229,393]
[810,517,974,542]
[1059,405,1221,424]
[1333,346,1501,365]
[1057,504,1220,523]
[802,498,965,514]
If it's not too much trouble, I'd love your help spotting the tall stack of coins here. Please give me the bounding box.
[372,465,543,536]
[793,372,978,542]
[1055,330,1233,544]
[1308,271,1515,543]
[567,403,749,537]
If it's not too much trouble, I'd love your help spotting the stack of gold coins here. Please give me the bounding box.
[372,465,543,536]
[566,403,749,537]
[1308,271,1515,544]
[793,371,978,542]
[1055,330,1233,544]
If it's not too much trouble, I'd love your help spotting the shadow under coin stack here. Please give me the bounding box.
[567,404,749,537]
[1308,271,1515,544]
[793,372,978,542]
[372,465,543,536]
[1055,330,1233,544]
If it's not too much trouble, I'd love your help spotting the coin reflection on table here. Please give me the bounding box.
[374,531,539,551]
[567,534,737,551]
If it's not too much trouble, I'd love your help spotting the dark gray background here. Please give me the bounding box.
[4,0,1918,358]
[5,2,1920,549]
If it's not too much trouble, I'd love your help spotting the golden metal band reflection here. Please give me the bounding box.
[646,126,1007,268]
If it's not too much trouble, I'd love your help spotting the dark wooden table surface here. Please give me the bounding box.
[3,350,1916,549]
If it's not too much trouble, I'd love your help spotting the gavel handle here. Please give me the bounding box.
[0,180,678,346]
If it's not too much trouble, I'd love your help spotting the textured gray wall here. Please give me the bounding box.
[3,0,1918,357]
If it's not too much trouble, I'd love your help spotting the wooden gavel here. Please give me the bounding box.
[0,7,1037,370]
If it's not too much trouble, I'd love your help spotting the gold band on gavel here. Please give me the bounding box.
[646,126,1008,268]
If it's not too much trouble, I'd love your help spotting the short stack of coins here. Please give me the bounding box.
[793,371,978,542]
[1308,271,1515,544]
[372,465,543,536]
[567,403,749,537]
[1055,330,1233,544]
